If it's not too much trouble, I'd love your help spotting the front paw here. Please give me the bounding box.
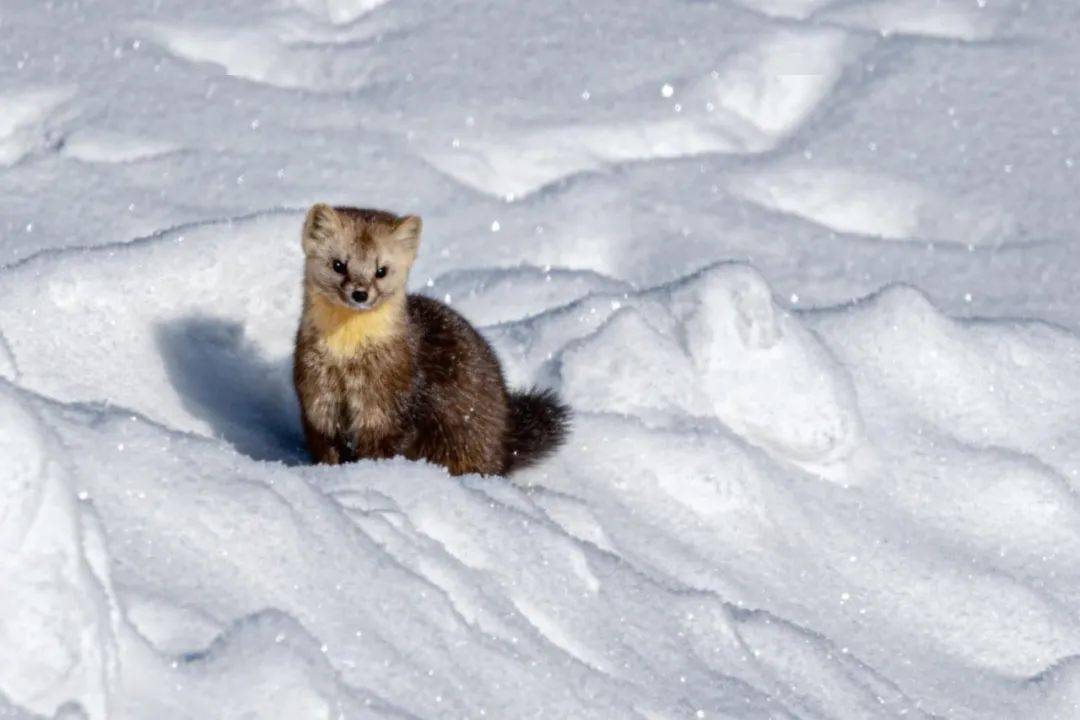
[315,446,342,465]
[337,436,359,464]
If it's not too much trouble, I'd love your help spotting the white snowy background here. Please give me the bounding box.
[1,0,1079,718]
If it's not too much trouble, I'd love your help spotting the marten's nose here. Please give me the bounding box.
[351,289,369,304]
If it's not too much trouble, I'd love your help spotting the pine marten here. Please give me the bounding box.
[292,204,570,475]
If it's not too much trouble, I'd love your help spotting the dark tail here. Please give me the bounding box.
[504,388,571,474]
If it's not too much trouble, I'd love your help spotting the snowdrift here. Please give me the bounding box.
[2,213,1080,719]
[4,0,1080,716]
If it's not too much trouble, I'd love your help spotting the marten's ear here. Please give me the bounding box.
[302,203,341,255]
[392,215,422,260]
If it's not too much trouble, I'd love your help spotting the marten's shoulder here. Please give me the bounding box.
[405,293,448,323]
[406,294,478,341]
[406,294,501,383]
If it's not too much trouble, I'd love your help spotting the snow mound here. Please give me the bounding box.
[136,21,376,91]
[290,0,392,25]
[426,265,632,326]
[0,386,119,720]
[733,0,1007,39]
[0,212,303,461]
[810,285,1080,478]
[729,0,835,20]
[682,27,855,149]
[546,265,866,478]
[820,0,1007,41]
[0,87,74,167]
[423,118,733,202]
[671,266,865,476]
[424,27,859,199]
[123,611,378,719]
[60,130,180,164]
[726,165,1021,244]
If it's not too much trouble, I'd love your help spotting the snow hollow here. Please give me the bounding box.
[2,0,1080,718]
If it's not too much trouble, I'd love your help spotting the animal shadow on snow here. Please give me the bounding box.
[156,316,307,464]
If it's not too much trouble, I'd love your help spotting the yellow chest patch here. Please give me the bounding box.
[310,295,404,358]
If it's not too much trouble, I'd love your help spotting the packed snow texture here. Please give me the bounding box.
[1,0,1080,718]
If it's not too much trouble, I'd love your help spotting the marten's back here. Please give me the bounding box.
[401,295,511,475]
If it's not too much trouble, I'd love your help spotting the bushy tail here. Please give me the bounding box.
[504,388,571,474]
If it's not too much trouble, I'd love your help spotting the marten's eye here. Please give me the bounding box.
[375,265,388,279]
[332,259,347,274]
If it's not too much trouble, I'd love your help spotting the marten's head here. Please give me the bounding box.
[301,204,421,312]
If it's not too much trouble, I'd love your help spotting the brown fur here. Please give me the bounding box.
[293,204,569,475]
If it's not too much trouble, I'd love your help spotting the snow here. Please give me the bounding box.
[0,86,74,167]
[2,0,1080,718]
[725,164,1020,244]
[59,130,179,165]
[0,387,119,720]
[423,26,858,200]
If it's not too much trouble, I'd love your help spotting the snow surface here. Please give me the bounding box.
[2,0,1080,718]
